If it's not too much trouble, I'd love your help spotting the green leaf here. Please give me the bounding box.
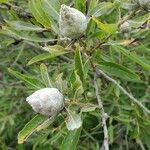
[0,0,11,3]
[97,61,140,81]
[122,2,136,10]
[40,63,53,87]
[84,58,91,79]
[113,46,150,70]
[0,27,56,42]
[70,71,84,98]
[74,0,86,13]
[18,115,47,144]
[8,68,43,89]
[55,73,68,93]
[29,0,51,28]
[128,13,150,28]
[108,125,114,144]
[60,128,82,150]
[89,2,114,17]
[130,123,140,139]
[66,110,82,131]
[42,0,60,21]
[6,21,45,31]
[81,106,97,112]
[36,114,57,132]
[93,17,118,34]
[27,53,55,65]
[43,45,67,53]
[41,0,60,33]
[75,45,85,83]
[87,0,99,16]
[28,48,69,65]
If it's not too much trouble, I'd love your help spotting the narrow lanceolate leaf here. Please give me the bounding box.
[6,21,45,31]
[42,0,60,21]
[81,105,97,112]
[93,17,118,34]
[29,0,51,28]
[128,13,150,28]
[8,68,43,89]
[66,110,82,131]
[97,61,140,81]
[89,2,114,17]
[40,63,53,87]
[70,71,84,98]
[74,0,86,13]
[28,50,69,65]
[41,0,60,33]
[87,0,99,15]
[55,73,68,93]
[60,127,82,150]
[75,45,85,83]
[43,45,67,53]
[18,115,47,144]
[113,46,150,70]
[108,125,114,144]
[36,114,57,132]
[0,27,55,42]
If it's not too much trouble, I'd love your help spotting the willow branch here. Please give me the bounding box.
[96,68,150,115]
[94,74,109,150]
[137,140,146,150]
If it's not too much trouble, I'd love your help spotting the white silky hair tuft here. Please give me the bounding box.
[59,4,87,39]
[26,88,64,116]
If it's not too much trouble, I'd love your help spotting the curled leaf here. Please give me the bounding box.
[66,110,82,130]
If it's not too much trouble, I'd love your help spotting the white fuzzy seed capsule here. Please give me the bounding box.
[59,4,87,39]
[120,21,131,33]
[26,88,64,116]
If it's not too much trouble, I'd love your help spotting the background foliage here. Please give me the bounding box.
[0,0,150,149]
